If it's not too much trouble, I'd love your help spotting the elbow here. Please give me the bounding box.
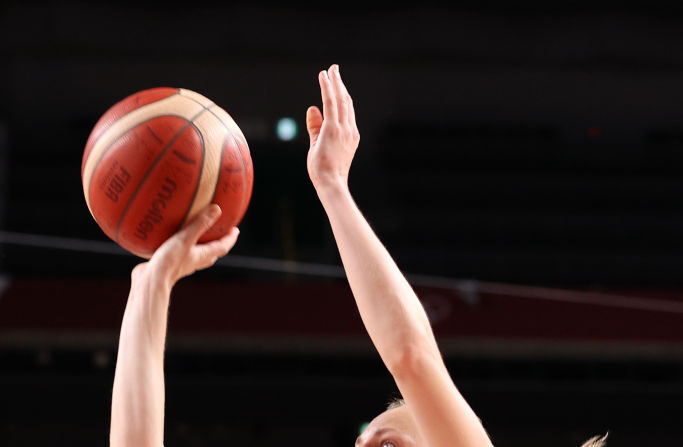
[385,338,442,382]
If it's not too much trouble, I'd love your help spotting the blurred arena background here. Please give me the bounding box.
[1,1,683,446]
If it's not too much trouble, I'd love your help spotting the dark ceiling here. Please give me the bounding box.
[3,2,683,287]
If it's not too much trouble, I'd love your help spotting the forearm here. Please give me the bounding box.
[319,181,492,447]
[107,205,237,447]
[317,181,440,373]
[110,272,170,447]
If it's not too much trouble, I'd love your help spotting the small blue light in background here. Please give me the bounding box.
[276,117,298,141]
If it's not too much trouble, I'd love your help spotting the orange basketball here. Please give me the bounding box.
[81,87,253,258]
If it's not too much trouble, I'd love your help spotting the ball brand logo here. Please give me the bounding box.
[134,177,177,240]
[105,166,132,202]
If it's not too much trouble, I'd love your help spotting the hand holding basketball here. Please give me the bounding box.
[133,204,239,290]
[306,64,360,191]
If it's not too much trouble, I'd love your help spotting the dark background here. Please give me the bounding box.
[1,1,683,446]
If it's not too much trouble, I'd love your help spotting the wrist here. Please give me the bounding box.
[131,263,174,299]
[313,176,350,202]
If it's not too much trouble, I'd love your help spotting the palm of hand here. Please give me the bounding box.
[133,205,239,289]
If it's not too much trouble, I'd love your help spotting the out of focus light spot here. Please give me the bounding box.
[276,117,298,141]
[587,126,602,140]
[35,349,52,366]
[359,422,370,435]
[93,350,111,368]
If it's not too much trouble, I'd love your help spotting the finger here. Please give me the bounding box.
[329,64,348,124]
[335,66,357,129]
[318,69,337,123]
[179,204,222,245]
[192,227,240,269]
[306,106,323,146]
[348,100,358,134]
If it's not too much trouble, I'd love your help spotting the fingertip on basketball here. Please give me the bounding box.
[223,227,240,246]
[207,203,222,219]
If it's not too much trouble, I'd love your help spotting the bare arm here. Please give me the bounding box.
[306,65,492,447]
[110,205,239,447]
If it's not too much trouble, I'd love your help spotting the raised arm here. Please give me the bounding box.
[306,65,492,447]
[110,205,239,447]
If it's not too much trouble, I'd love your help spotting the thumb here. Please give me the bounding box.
[306,106,323,146]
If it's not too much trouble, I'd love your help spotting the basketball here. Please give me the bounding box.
[81,87,253,258]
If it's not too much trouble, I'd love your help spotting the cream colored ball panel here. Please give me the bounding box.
[182,110,228,225]
[179,88,215,108]
[83,94,205,210]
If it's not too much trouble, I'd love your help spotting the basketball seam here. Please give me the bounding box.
[222,127,249,222]
[113,108,211,242]
[178,89,213,107]
[176,123,206,232]
[209,135,229,204]
[204,104,249,222]
[83,89,180,175]
[86,110,189,209]
[179,92,249,224]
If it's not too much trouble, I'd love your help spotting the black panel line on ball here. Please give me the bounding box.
[87,89,180,152]
[177,89,214,109]
[85,93,180,200]
[113,108,211,241]
[175,121,206,232]
[204,104,249,221]
[175,92,249,220]
[208,135,229,204]
[225,130,248,222]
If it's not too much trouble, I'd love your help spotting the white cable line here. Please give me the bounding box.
[0,231,129,255]
[0,230,682,314]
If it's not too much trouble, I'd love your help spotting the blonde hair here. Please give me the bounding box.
[581,433,608,447]
[386,397,405,411]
